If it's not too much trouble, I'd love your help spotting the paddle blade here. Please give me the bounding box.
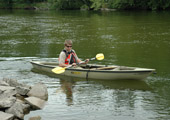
[52,67,66,74]
[96,53,104,60]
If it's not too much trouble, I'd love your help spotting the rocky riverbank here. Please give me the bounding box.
[0,78,48,120]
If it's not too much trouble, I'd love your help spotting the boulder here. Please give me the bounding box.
[0,80,9,86]
[16,86,30,96]
[0,97,16,109]
[3,78,31,90]
[0,111,14,120]
[0,86,15,92]
[25,97,46,109]
[27,83,48,100]
[0,88,17,99]
[3,79,20,87]
[5,101,30,120]
[1,79,31,97]
[0,79,48,120]
[0,86,17,109]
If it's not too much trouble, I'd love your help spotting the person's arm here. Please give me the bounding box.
[59,52,68,67]
[73,52,83,64]
[76,58,89,64]
[59,62,68,67]
[76,57,89,64]
[74,51,89,64]
[77,58,82,63]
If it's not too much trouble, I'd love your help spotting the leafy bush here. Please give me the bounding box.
[48,0,85,10]
[109,0,170,10]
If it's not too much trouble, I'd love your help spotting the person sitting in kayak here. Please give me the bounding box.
[59,40,89,67]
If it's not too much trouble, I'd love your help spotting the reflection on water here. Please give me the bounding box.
[56,75,153,109]
[89,79,152,91]
[56,76,152,107]
[48,76,163,120]
[59,78,75,106]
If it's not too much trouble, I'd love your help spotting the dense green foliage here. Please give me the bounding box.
[108,0,170,10]
[0,0,170,10]
[48,0,86,10]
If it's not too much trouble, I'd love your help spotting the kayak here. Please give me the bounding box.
[30,61,155,80]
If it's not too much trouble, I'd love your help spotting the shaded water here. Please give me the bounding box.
[0,10,170,120]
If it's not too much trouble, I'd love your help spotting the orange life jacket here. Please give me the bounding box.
[63,50,77,65]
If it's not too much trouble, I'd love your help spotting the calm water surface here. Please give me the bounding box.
[0,10,170,120]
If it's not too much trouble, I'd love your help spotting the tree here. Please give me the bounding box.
[48,0,85,10]
[90,0,107,10]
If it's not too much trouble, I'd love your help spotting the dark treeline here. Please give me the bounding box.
[0,0,170,10]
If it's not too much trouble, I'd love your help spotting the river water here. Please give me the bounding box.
[0,10,170,120]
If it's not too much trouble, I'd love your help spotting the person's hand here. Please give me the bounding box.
[85,59,89,64]
[72,63,77,66]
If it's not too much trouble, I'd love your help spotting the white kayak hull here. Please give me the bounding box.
[30,61,155,80]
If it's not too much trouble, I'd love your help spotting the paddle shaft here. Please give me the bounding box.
[77,56,96,65]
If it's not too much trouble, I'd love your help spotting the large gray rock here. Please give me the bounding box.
[3,78,31,90]
[3,78,20,87]
[0,80,9,86]
[25,97,46,109]
[0,96,16,109]
[0,79,48,120]
[0,86,15,92]
[0,88,17,99]
[5,101,30,120]
[1,78,31,96]
[27,83,48,100]
[0,111,14,120]
[16,86,30,96]
[0,86,17,109]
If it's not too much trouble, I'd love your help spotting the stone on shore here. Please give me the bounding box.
[0,85,17,109]
[0,79,48,120]
[0,86,15,92]
[3,78,21,87]
[0,80,9,86]
[5,101,30,120]
[3,78,31,90]
[0,87,17,98]
[0,111,14,120]
[27,83,48,100]
[25,97,46,109]
[0,97,16,109]
[16,86,30,96]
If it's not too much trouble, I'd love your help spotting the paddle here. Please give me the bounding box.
[52,53,104,74]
